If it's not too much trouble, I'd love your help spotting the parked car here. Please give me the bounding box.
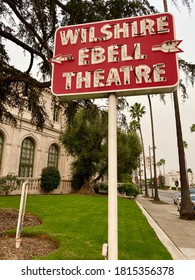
[190,194,195,209]
[189,188,195,195]
[173,192,181,204]
[174,193,195,209]
[173,188,195,205]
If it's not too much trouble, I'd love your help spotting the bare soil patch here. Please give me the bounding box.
[0,209,58,260]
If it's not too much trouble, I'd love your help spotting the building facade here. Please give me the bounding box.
[165,170,195,189]
[0,89,72,194]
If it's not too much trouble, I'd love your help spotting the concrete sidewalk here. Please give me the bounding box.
[136,195,195,260]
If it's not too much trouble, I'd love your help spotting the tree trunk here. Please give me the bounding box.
[163,0,168,13]
[163,0,194,219]
[139,127,149,197]
[138,159,143,193]
[79,177,94,194]
[148,95,160,201]
[173,91,195,219]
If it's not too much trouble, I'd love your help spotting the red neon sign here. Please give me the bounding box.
[50,13,182,100]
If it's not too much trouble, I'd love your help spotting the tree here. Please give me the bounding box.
[163,0,195,219]
[148,95,159,201]
[0,0,157,130]
[161,159,166,178]
[129,120,143,190]
[157,159,166,176]
[60,105,108,192]
[174,92,195,219]
[60,105,142,192]
[117,129,142,182]
[157,158,166,186]
[183,141,188,149]
[156,161,162,175]
[129,102,148,196]
[190,124,195,132]
[1,0,195,218]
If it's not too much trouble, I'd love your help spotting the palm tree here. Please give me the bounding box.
[163,0,195,219]
[129,120,143,192]
[190,124,195,132]
[129,103,148,197]
[148,95,160,201]
[157,159,166,176]
[183,141,188,149]
[157,158,166,186]
[129,120,142,193]
[156,161,162,175]
[161,159,166,178]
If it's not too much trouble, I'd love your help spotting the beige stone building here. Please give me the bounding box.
[165,170,195,189]
[0,89,72,194]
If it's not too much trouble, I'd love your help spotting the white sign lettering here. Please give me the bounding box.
[60,15,169,45]
[62,63,166,90]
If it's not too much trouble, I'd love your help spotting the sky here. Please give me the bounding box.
[125,0,195,175]
[4,0,195,175]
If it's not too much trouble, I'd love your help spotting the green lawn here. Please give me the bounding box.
[0,194,172,260]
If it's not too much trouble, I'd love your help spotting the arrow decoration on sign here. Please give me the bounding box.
[152,40,183,53]
[49,54,74,64]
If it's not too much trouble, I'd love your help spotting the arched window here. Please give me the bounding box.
[0,133,3,172]
[48,144,59,168]
[19,137,35,177]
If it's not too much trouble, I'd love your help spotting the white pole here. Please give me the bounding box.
[108,93,118,260]
[16,181,29,249]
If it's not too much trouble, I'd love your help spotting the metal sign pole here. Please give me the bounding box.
[108,92,118,260]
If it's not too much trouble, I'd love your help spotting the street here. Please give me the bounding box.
[158,189,176,204]
[147,189,176,205]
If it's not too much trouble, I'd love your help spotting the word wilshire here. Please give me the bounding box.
[60,16,169,44]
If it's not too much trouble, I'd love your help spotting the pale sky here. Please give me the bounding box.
[125,1,195,174]
[4,1,195,175]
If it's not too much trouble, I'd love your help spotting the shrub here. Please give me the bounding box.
[158,185,169,190]
[93,182,108,194]
[118,183,139,198]
[94,182,139,198]
[0,174,19,195]
[40,167,61,192]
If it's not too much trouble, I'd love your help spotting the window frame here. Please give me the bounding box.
[47,144,59,168]
[19,137,35,177]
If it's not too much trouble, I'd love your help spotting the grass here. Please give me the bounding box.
[0,194,172,260]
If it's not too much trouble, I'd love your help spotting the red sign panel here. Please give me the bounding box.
[50,13,182,100]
